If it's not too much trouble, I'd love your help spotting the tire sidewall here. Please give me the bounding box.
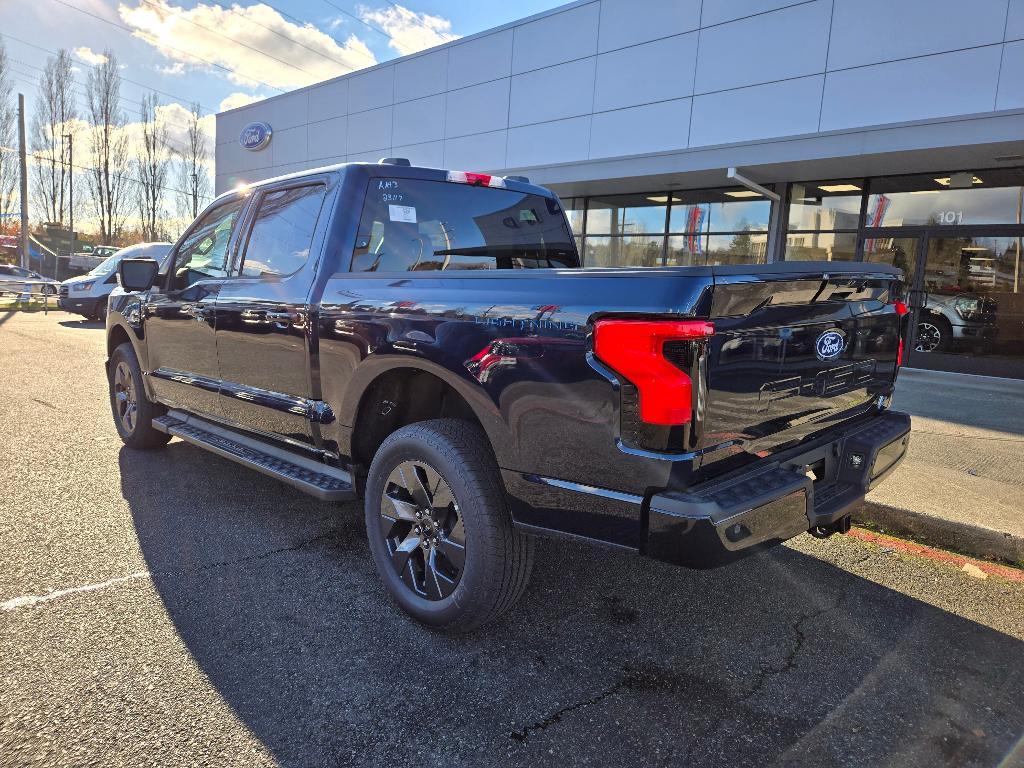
[108,342,164,447]
[364,425,492,628]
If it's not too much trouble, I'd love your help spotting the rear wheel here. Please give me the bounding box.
[92,298,108,321]
[108,343,170,449]
[364,419,534,631]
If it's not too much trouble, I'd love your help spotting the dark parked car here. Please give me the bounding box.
[105,160,911,631]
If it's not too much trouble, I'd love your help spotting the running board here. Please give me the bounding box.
[153,411,355,501]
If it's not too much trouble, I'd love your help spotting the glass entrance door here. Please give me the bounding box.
[915,234,1023,376]
[861,233,924,352]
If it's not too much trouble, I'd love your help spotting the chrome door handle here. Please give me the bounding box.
[240,309,269,324]
[181,302,212,319]
[266,310,303,329]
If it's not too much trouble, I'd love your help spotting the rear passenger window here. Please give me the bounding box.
[239,185,326,278]
[350,178,579,272]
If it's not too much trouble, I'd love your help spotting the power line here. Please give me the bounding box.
[1,143,213,203]
[0,32,214,115]
[7,69,200,157]
[382,0,456,41]
[47,0,286,94]
[8,61,200,141]
[322,0,455,47]
[133,0,324,82]
[202,0,377,69]
[318,0,395,41]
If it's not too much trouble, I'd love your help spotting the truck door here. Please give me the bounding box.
[214,181,330,445]
[144,195,247,418]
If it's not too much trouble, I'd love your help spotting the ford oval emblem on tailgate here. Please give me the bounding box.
[815,329,846,361]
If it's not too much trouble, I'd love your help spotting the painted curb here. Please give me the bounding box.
[854,500,1024,566]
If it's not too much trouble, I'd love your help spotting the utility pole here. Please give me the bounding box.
[64,133,74,238]
[18,93,29,271]
[191,172,199,218]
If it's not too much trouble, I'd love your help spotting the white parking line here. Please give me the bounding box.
[1,570,152,612]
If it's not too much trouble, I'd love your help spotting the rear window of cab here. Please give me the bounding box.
[351,178,579,272]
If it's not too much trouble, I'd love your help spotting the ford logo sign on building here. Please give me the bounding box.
[815,329,847,361]
[240,122,272,151]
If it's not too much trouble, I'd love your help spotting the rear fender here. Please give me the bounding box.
[335,355,517,469]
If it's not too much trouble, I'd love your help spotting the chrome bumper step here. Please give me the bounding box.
[153,412,355,501]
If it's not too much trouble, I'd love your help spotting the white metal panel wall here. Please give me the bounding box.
[216,0,1024,193]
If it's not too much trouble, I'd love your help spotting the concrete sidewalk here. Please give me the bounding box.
[857,367,1024,565]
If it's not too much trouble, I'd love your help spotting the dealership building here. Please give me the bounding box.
[216,0,1024,378]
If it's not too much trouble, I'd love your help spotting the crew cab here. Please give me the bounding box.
[106,160,911,631]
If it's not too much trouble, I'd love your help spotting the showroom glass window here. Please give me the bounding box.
[239,185,327,278]
[579,188,771,268]
[784,180,862,262]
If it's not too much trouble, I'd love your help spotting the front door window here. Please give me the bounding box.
[171,197,246,291]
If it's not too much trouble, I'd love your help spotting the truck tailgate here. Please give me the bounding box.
[699,266,904,477]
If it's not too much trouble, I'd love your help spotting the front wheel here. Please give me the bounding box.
[364,419,534,631]
[915,315,952,353]
[108,343,170,449]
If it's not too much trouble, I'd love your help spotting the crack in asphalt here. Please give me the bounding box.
[1,529,341,614]
[179,529,342,575]
[509,678,630,743]
[679,592,850,765]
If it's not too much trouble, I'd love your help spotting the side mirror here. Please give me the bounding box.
[118,258,160,292]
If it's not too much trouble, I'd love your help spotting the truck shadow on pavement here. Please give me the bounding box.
[57,319,104,329]
[119,444,1024,768]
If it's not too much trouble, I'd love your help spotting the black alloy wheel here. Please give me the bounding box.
[113,360,139,435]
[364,419,534,631]
[108,342,170,449]
[380,460,467,600]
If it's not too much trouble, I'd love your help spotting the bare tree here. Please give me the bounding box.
[175,102,210,224]
[85,50,129,245]
[137,92,170,241]
[0,41,18,227]
[30,49,77,226]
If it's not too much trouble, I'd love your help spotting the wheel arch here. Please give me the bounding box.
[341,358,516,482]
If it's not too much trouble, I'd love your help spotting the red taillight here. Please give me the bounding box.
[593,319,714,425]
[446,170,505,188]
[891,301,908,367]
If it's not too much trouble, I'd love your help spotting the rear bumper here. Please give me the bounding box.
[646,410,911,568]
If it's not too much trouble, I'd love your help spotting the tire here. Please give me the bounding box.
[364,419,534,632]
[92,298,108,321]
[108,342,171,449]
[915,314,952,353]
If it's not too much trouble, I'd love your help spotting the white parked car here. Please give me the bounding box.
[59,242,171,319]
[0,264,60,295]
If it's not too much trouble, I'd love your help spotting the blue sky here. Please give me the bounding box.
[1,0,566,131]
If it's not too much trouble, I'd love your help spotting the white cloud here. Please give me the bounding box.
[117,0,377,90]
[358,4,458,56]
[218,92,268,112]
[159,62,186,76]
[74,47,109,66]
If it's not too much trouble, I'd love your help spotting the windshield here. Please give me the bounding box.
[89,250,124,276]
[88,244,172,276]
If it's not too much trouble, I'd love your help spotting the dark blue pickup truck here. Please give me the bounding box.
[106,160,911,631]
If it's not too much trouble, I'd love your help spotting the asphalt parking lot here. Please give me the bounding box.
[2,310,1023,768]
